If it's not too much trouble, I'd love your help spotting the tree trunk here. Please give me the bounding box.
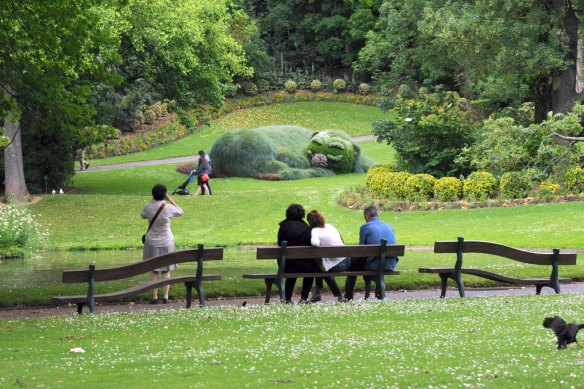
[551,2,579,114]
[3,113,29,203]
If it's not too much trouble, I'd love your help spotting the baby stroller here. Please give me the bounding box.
[172,170,195,195]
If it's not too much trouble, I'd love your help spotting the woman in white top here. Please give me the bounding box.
[142,184,184,304]
[306,210,351,302]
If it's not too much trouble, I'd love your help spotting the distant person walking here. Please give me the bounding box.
[198,150,212,195]
[75,147,89,171]
[141,184,184,304]
[194,157,210,195]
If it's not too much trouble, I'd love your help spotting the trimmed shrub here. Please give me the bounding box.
[500,172,532,199]
[365,164,395,197]
[332,79,346,93]
[537,180,561,200]
[224,83,239,97]
[310,79,322,92]
[243,82,258,96]
[434,177,463,202]
[564,167,584,194]
[284,80,297,93]
[463,171,497,201]
[306,131,355,173]
[405,173,436,201]
[386,171,413,199]
[358,83,371,95]
[256,79,270,93]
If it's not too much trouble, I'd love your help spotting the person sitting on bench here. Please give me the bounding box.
[344,206,398,300]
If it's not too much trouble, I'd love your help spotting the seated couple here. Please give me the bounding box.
[277,204,399,303]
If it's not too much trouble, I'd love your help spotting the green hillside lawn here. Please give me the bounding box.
[2,294,583,388]
[88,102,391,167]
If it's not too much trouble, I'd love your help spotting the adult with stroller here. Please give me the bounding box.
[194,157,210,195]
[198,150,212,195]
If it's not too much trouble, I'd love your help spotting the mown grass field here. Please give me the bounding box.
[2,294,584,388]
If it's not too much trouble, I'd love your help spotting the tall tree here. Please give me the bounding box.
[358,0,584,122]
[1,1,122,201]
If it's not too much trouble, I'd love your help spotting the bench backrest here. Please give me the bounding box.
[256,244,405,260]
[61,247,224,283]
[434,240,576,265]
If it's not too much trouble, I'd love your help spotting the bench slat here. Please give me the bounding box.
[256,244,405,259]
[419,267,571,284]
[53,275,221,304]
[62,248,224,283]
[434,241,577,265]
[243,270,400,279]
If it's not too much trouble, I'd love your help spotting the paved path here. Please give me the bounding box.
[3,282,584,320]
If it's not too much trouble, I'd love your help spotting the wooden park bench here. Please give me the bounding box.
[418,237,577,298]
[53,244,223,314]
[243,239,404,303]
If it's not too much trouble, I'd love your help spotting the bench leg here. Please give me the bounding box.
[454,274,465,298]
[185,281,194,308]
[375,275,385,300]
[195,281,206,308]
[364,276,372,299]
[264,279,274,304]
[76,302,85,314]
[439,274,449,298]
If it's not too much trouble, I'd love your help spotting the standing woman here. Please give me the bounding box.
[198,150,212,195]
[142,184,184,304]
[194,157,210,195]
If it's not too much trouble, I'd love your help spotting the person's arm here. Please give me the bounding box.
[310,229,321,247]
[359,224,367,245]
[165,194,184,216]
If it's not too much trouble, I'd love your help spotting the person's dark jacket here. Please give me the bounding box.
[277,219,311,246]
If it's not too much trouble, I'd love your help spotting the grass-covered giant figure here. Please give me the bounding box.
[210,125,373,180]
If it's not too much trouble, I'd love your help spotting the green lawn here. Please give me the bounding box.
[88,102,392,167]
[2,294,583,388]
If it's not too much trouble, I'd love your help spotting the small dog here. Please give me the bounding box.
[543,316,584,349]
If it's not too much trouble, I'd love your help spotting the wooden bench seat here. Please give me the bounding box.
[243,239,404,303]
[53,244,223,313]
[418,237,577,298]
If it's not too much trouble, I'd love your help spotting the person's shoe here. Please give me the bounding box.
[85,163,89,170]
[308,288,322,303]
[298,299,309,304]
[150,299,158,304]
[162,298,169,304]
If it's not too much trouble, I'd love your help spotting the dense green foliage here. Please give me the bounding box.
[434,177,463,202]
[306,131,356,173]
[500,172,532,199]
[404,173,436,201]
[373,87,477,177]
[463,171,497,201]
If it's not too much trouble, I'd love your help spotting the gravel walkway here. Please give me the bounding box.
[3,282,584,320]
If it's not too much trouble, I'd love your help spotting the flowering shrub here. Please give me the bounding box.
[0,205,49,257]
[405,173,436,201]
[358,83,371,95]
[564,167,584,194]
[333,79,346,93]
[463,171,497,201]
[310,79,322,92]
[284,80,297,93]
[434,177,463,202]
[365,164,395,197]
[500,172,532,199]
[384,171,412,199]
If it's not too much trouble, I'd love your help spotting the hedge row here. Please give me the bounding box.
[86,91,381,160]
[365,166,584,202]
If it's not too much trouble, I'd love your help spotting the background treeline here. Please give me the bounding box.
[2,0,584,197]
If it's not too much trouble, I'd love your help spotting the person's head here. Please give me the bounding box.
[152,184,167,201]
[364,205,379,222]
[306,210,325,228]
[285,203,305,220]
[198,150,206,157]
